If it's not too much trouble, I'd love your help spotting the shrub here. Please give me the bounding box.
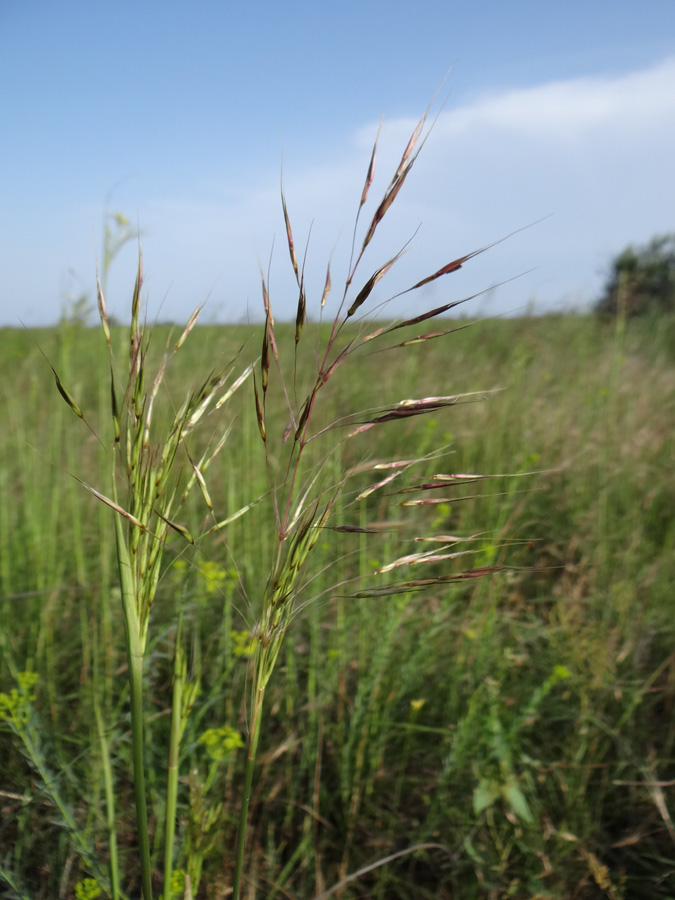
[595,233,675,318]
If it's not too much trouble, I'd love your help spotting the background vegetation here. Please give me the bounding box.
[595,233,675,319]
[1,309,674,900]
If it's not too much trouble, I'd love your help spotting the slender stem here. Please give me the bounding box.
[232,676,266,900]
[128,635,153,900]
[163,617,185,900]
[94,699,120,900]
[115,512,153,900]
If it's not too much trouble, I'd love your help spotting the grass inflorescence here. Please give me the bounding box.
[1,105,675,900]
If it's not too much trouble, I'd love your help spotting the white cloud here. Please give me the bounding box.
[324,55,675,317]
[98,55,675,323]
[5,57,674,325]
[439,57,675,140]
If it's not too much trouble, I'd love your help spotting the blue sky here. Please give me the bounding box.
[1,0,674,326]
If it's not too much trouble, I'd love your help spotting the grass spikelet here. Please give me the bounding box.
[295,277,306,344]
[174,303,203,351]
[321,261,332,308]
[153,509,194,544]
[214,361,254,409]
[281,181,299,282]
[96,275,112,347]
[130,248,142,347]
[356,109,428,263]
[51,364,85,419]
[359,118,380,211]
[346,253,401,319]
[261,317,271,392]
[254,374,266,443]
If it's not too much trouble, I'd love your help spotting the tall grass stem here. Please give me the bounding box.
[114,509,153,900]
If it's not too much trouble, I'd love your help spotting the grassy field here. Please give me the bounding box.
[1,311,674,900]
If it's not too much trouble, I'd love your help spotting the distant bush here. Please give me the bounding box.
[595,233,675,318]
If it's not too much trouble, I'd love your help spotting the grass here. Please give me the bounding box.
[2,313,674,898]
[1,114,675,898]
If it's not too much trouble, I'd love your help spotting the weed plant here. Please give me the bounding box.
[1,113,675,899]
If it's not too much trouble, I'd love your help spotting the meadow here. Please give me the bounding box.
[1,308,674,900]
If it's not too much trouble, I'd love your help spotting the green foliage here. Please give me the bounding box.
[596,233,675,318]
[1,314,673,898]
[0,671,38,728]
[3,101,675,897]
[198,725,244,761]
[74,878,103,900]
